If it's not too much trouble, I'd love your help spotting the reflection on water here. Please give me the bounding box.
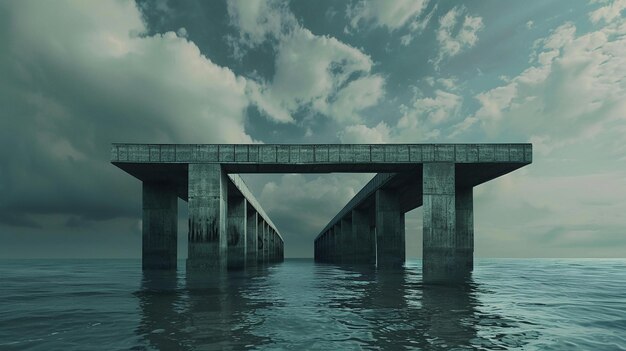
[136,262,524,350]
[2,259,626,350]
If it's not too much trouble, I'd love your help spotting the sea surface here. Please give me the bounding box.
[1,259,625,350]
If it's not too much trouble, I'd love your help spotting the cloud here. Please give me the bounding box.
[346,0,429,31]
[227,1,385,124]
[451,11,626,257]
[589,0,626,24]
[470,20,626,150]
[433,6,484,68]
[0,0,255,228]
[226,0,296,50]
[339,122,391,143]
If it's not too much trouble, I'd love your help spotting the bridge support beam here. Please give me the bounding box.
[423,163,472,284]
[142,182,178,270]
[187,163,228,271]
[375,188,405,268]
[246,211,258,267]
[227,196,247,270]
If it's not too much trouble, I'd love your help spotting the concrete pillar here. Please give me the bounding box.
[257,217,264,264]
[456,187,474,272]
[263,222,269,264]
[423,162,467,283]
[341,217,353,263]
[322,232,328,262]
[268,227,276,262]
[227,196,247,270]
[246,211,258,266]
[142,182,178,270]
[187,163,228,271]
[333,223,341,263]
[352,209,374,265]
[375,188,405,268]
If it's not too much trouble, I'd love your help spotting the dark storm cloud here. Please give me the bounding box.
[0,0,253,233]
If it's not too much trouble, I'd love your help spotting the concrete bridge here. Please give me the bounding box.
[112,143,531,283]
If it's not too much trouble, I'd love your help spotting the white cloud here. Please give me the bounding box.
[347,0,429,31]
[339,122,391,143]
[393,87,462,142]
[230,8,385,124]
[226,0,296,49]
[450,11,626,256]
[470,20,626,149]
[589,0,626,24]
[433,6,484,68]
[328,75,385,122]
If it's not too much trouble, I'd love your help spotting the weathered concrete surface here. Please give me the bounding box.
[227,196,247,269]
[142,182,178,270]
[340,217,353,263]
[112,143,532,173]
[246,211,258,266]
[352,209,374,264]
[187,163,228,271]
[456,187,474,272]
[422,163,461,283]
[375,188,405,268]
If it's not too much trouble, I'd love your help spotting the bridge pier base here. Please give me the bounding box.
[423,163,473,284]
[227,196,247,270]
[187,163,228,271]
[142,182,178,270]
[375,188,406,268]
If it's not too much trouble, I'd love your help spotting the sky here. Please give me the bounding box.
[0,0,625,259]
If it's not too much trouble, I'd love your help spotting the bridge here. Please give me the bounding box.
[111,143,532,283]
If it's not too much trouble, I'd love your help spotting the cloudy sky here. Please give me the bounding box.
[1,0,625,259]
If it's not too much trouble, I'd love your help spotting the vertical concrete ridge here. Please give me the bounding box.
[142,182,178,270]
[187,163,228,271]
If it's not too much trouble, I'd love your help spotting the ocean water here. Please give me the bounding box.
[1,259,625,350]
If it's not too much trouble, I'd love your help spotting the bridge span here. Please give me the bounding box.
[112,143,531,283]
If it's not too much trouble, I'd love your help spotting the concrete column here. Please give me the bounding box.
[341,218,353,263]
[370,226,377,265]
[187,163,228,271]
[227,196,247,270]
[375,188,405,268]
[142,182,178,270]
[352,209,374,265]
[263,222,269,264]
[257,217,264,264]
[333,223,341,263]
[322,232,328,262]
[269,229,275,262]
[423,162,465,283]
[246,211,258,266]
[456,187,474,272]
